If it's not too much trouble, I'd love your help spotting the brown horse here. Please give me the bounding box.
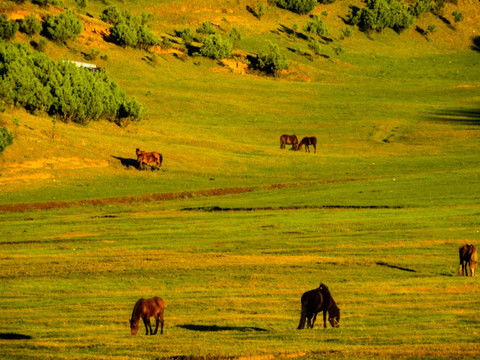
[280,134,298,150]
[296,136,317,153]
[129,297,165,335]
[297,283,340,329]
[136,148,162,170]
[459,244,477,276]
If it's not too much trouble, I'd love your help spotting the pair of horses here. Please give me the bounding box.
[280,134,317,153]
[459,244,477,276]
[130,284,340,336]
[136,148,162,170]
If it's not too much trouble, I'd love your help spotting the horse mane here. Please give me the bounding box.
[319,283,339,315]
[131,298,143,322]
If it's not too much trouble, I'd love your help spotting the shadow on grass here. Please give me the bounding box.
[111,156,140,170]
[472,36,480,52]
[424,109,480,126]
[0,333,32,340]
[376,262,416,273]
[178,324,268,332]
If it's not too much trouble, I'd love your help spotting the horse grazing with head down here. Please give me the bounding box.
[459,244,477,276]
[136,148,162,170]
[280,134,299,150]
[129,297,165,335]
[297,283,340,330]
[296,136,317,153]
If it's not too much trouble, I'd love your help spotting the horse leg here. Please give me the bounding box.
[153,314,159,335]
[311,313,317,329]
[323,310,327,328]
[313,144,316,154]
[159,311,164,334]
[142,317,150,335]
[306,314,312,329]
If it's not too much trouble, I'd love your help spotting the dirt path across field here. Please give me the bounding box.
[0,178,363,213]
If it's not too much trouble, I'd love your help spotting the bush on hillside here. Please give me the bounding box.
[0,41,144,126]
[101,5,123,25]
[276,0,317,14]
[304,15,329,37]
[0,126,14,154]
[199,35,233,59]
[20,13,43,37]
[105,7,158,49]
[0,14,19,41]
[32,0,60,7]
[348,0,415,33]
[256,42,289,74]
[410,0,433,17]
[44,10,83,42]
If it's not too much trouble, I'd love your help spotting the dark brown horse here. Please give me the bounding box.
[296,136,317,153]
[280,134,298,150]
[129,297,165,335]
[297,283,340,329]
[136,148,162,170]
[459,244,477,276]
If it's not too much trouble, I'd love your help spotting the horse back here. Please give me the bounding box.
[301,289,324,313]
[134,297,165,318]
[460,244,476,262]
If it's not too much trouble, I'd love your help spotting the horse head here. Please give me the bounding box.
[129,319,139,335]
[328,309,340,328]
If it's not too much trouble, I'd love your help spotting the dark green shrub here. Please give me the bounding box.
[348,0,415,33]
[107,8,158,49]
[318,0,336,3]
[304,15,329,37]
[84,48,100,60]
[452,10,464,24]
[410,0,433,17]
[276,0,317,14]
[228,27,242,48]
[75,0,88,11]
[20,13,43,37]
[0,126,14,154]
[45,10,83,42]
[35,38,48,52]
[256,42,289,74]
[196,21,216,36]
[101,5,123,25]
[32,0,61,7]
[341,26,354,38]
[110,22,138,47]
[308,38,322,54]
[0,14,19,41]
[180,27,195,45]
[199,35,233,59]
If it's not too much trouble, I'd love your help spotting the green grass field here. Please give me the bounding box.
[1,0,480,359]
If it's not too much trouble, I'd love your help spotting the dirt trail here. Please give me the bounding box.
[0,178,363,213]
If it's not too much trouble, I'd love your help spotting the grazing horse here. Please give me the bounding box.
[459,244,477,276]
[129,297,165,335]
[297,283,340,329]
[296,136,317,153]
[280,134,299,150]
[136,148,162,170]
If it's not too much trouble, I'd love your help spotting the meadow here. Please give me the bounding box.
[1,0,480,359]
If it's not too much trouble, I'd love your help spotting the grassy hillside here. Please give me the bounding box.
[0,0,479,359]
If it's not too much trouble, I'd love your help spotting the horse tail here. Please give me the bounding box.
[297,296,308,330]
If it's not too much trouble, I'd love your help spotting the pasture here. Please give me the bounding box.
[1,0,480,358]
